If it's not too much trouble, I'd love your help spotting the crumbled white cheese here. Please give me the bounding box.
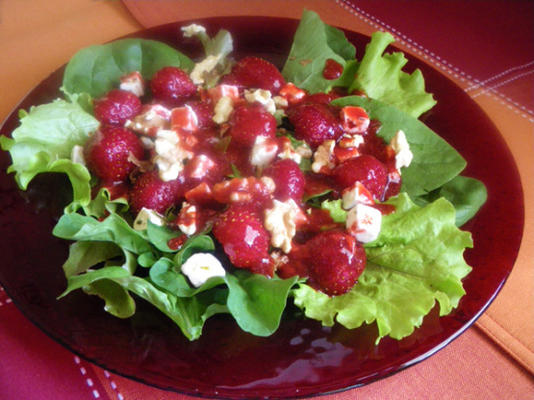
[133,207,165,231]
[390,130,413,172]
[212,96,234,124]
[171,105,199,132]
[250,136,278,168]
[181,253,226,287]
[71,145,86,166]
[264,199,302,253]
[244,89,276,114]
[311,140,335,173]
[181,23,207,38]
[188,154,216,179]
[119,71,144,97]
[346,203,382,243]
[342,181,374,210]
[341,106,370,133]
[177,202,198,235]
[190,54,222,85]
[208,84,240,103]
[153,129,193,181]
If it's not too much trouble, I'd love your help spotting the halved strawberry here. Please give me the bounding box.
[263,159,305,202]
[287,102,343,148]
[150,66,197,106]
[129,170,186,214]
[212,203,273,276]
[93,89,142,125]
[84,126,145,182]
[307,230,366,296]
[222,56,286,94]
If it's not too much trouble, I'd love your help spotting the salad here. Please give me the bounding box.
[0,10,487,343]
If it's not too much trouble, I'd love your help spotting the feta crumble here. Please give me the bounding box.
[133,207,165,231]
[346,203,382,243]
[250,135,279,168]
[181,253,226,288]
[390,130,413,172]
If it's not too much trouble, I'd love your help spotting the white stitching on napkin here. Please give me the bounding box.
[103,370,125,400]
[334,0,534,122]
[466,61,534,92]
[74,356,102,399]
[472,69,534,98]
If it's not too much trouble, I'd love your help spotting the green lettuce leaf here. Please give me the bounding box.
[0,99,97,206]
[282,9,356,93]
[225,271,299,337]
[415,175,487,226]
[62,38,194,98]
[331,96,466,198]
[349,31,436,117]
[293,193,473,342]
[53,213,152,254]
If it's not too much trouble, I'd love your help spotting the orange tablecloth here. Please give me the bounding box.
[0,0,532,398]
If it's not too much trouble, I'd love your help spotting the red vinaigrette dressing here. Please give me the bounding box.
[323,58,344,80]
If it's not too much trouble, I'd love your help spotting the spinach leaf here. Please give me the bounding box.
[62,38,194,98]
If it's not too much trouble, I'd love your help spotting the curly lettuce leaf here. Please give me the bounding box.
[53,212,153,255]
[63,38,194,98]
[293,193,473,342]
[349,31,436,117]
[331,96,466,198]
[282,9,356,93]
[0,99,97,205]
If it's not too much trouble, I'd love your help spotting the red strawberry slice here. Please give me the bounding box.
[222,56,286,94]
[212,203,273,276]
[307,230,366,296]
[150,66,197,106]
[287,102,343,148]
[332,154,388,201]
[228,104,277,147]
[129,170,186,214]
[263,158,305,202]
[93,89,142,125]
[85,126,145,182]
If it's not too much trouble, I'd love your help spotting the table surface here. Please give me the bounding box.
[0,1,532,399]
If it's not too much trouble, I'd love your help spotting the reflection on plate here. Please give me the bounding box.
[0,17,524,399]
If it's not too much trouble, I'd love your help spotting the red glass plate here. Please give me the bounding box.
[0,17,524,399]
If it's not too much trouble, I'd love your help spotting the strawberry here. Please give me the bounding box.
[263,159,305,201]
[287,102,343,148]
[150,66,197,106]
[332,154,388,200]
[186,100,215,129]
[222,56,286,94]
[307,230,366,296]
[93,89,142,125]
[228,104,277,147]
[304,91,341,105]
[212,203,273,276]
[129,170,185,214]
[85,126,145,182]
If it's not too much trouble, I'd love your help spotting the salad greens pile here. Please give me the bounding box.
[0,10,486,342]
